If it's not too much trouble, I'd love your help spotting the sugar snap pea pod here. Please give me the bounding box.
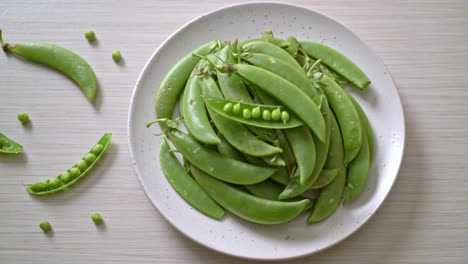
[27,133,111,195]
[310,168,341,189]
[243,53,318,98]
[218,63,326,142]
[323,111,345,169]
[201,76,282,157]
[162,128,276,185]
[270,167,290,186]
[262,154,286,167]
[285,126,316,184]
[0,133,23,154]
[343,128,371,204]
[346,93,375,162]
[190,165,309,224]
[216,134,245,162]
[315,72,362,164]
[258,31,300,57]
[203,97,303,129]
[301,41,371,89]
[182,74,220,145]
[159,138,224,219]
[275,129,296,176]
[240,41,302,72]
[0,30,97,103]
[307,168,346,223]
[155,41,218,131]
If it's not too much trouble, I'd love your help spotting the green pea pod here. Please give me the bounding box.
[228,64,326,142]
[243,53,318,99]
[182,74,220,145]
[27,133,112,195]
[159,138,224,219]
[201,77,282,157]
[346,92,375,162]
[0,133,23,154]
[1,30,97,102]
[241,41,303,72]
[216,134,245,162]
[190,165,309,225]
[310,168,341,189]
[270,167,290,186]
[203,97,304,129]
[307,168,346,223]
[262,154,286,167]
[315,73,362,164]
[167,129,277,185]
[275,129,297,177]
[343,128,371,204]
[301,41,371,89]
[323,111,345,169]
[283,36,300,57]
[155,41,217,130]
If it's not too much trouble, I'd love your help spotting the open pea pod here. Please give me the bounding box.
[0,133,23,154]
[27,133,112,195]
[190,165,310,225]
[203,96,303,129]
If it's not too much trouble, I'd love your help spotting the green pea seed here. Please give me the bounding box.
[272,108,281,121]
[223,103,233,113]
[251,107,261,119]
[85,30,96,41]
[112,50,121,62]
[48,177,63,189]
[69,167,81,178]
[92,144,104,155]
[30,181,49,192]
[233,103,241,115]
[243,108,252,119]
[60,171,72,183]
[281,111,290,123]
[262,109,271,121]
[17,112,30,123]
[84,153,96,163]
[39,221,51,232]
[76,160,88,171]
[91,212,103,224]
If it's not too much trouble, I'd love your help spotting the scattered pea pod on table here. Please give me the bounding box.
[0,30,98,103]
[0,133,23,154]
[150,32,375,225]
[27,133,112,195]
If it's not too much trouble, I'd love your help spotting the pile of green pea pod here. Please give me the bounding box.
[148,31,374,225]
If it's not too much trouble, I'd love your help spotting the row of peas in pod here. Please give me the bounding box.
[149,30,374,224]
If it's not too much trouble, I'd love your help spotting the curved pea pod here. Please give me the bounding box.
[190,165,309,224]
[258,32,300,57]
[159,138,224,219]
[315,72,362,164]
[201,76,282,157]
[307,168,346,223]
[310,168,341,189]
[243,53,318,99]
[182,74,220,145]
[240,41,303,72]
[216,134,245,162]
[167,129,276,185]
[0,133,23,154]
[346,92,375,162]
[323,111,345,169]
[1,30,97,102]
[203,97,303,129]
[27,133,112,195]
[301,41,371,89]
[343,128,371,204]
[275,129,297,176]
[229,64,326,142]
[262,154,286,167]
[270,167,290,186]
[285,126,316,184]
[155,41,218,129]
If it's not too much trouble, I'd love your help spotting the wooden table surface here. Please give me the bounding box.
[1,0,467,263]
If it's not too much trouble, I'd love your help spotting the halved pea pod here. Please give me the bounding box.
[27,133,112,195]
[203,96,304,129]
[0,133,23,154]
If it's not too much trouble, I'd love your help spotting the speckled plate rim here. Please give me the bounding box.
[128,2,405,260]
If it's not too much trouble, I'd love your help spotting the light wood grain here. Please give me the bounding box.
[1,0,467,263]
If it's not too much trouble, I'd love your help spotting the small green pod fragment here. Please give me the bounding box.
[69,167,81,178]
[233,103,241,115]
[243,108,252,119]
[271,108,281,121]
[0,133,23,154]
[281,111,289,123]
[252,107,261,119]
[223,103,233,113]
[76,160,88,171]
[48,177,63,189]
[262,109,271,120]
[40,221,51,232]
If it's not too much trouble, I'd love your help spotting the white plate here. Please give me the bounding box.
[128,2,405,260]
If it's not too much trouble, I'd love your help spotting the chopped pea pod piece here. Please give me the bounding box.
[203,97,304,129]
[0,133,23,154]
[27,133,112,195]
